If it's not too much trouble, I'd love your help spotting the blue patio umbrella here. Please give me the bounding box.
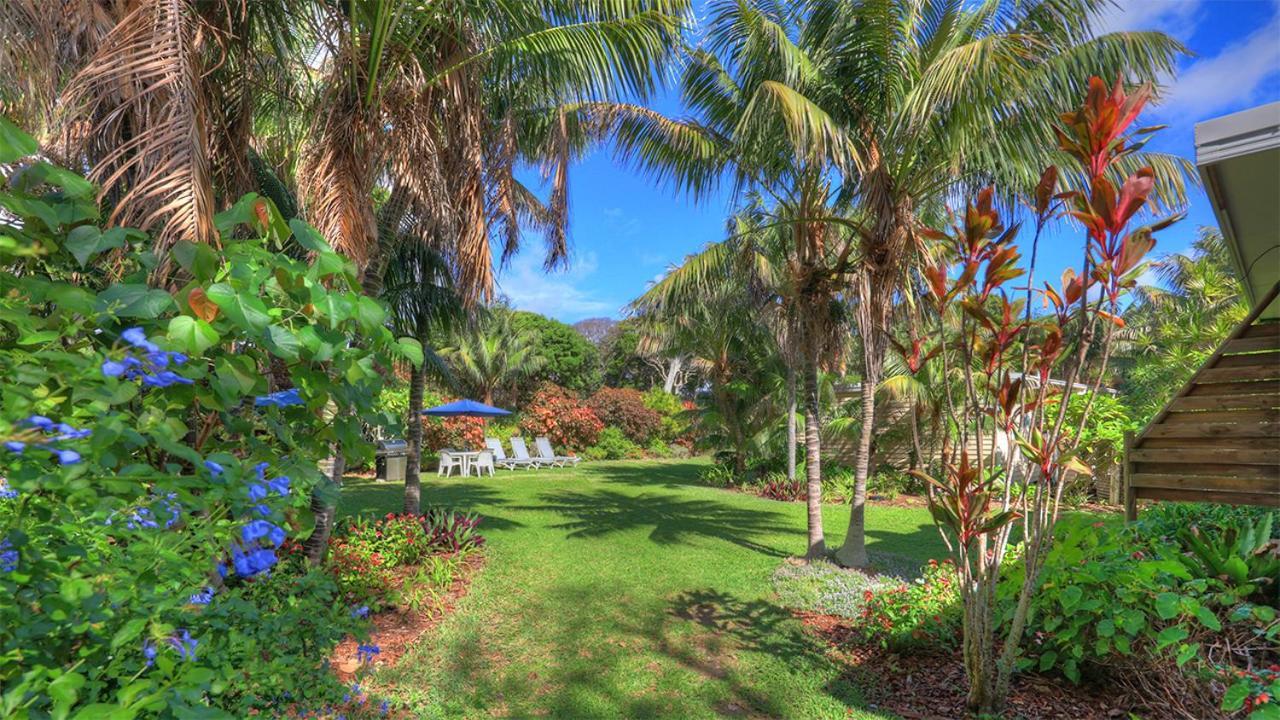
[420,398,511,418]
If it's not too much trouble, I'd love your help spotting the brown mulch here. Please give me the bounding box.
[796,611,1139,720]
[330,552,486,681]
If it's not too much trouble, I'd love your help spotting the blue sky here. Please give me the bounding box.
[496,0,1280,324]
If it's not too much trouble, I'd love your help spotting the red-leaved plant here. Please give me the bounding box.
[907,77,1180,712]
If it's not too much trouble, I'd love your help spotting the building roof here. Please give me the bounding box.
[1194,102,1280,319]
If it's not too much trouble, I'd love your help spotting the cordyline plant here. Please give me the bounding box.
[906,77,1181,713]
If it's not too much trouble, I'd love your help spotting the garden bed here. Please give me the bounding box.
[331,551,486,680]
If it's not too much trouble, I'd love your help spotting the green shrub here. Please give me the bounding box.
[855,560,962,650]
[0,120,413,716]
[588,387,662,443]
[772,560,898,618]
[582,426,642,460]
[642,387,692,443]
[698,462,736,488]
[646,438,673,457]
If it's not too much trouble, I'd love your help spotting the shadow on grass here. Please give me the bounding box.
[339,478,524,531]
[529,488,793,557]
[590,459,715,490]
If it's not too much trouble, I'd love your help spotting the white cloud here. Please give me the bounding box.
[1156,5,1280,119]
[1095,0,1202,39]
[496,250,621,321]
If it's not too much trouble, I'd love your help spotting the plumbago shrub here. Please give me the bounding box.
[518,383,602,450]
[0,121,422,717]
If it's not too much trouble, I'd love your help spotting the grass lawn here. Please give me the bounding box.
[340,458,948,719]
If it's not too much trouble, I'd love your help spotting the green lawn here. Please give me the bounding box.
[340,458,947,719]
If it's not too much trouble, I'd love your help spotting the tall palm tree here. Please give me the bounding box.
[608,0,1191,566]
[382,240,460,515]
[444,311,545,406]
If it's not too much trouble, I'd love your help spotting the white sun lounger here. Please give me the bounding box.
[535,436,580,467]
[509,437,552,469]
[485,438,534,470]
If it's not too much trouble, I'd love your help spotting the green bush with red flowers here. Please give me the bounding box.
[855,559,962,651]
[518,383,603,451]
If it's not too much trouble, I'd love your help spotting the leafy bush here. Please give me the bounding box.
[642,387,693,444]
[582,425,642,460]
[588,387,662,444]
[867,468,925,499]
[856,560,962,650]
[420,508,486,554]
[646,438,673,457]
[754,474,807,501]
[0,121,415,716]
[1176,513,1278,605]
[697,463,736,488]
[1138,502,1280,543]
[518,383,602,450]
[422,412,485,452]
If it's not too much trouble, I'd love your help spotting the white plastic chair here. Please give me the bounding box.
[486,438,533,470]
[437,450,461,477]
[470,450,495,477]
[535,437,579,467]
[509,437,549,469]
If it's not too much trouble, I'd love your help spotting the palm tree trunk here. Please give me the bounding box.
[834,360,879,567]
[786,363,797,483]
[803,347,825,561]
[404,360,425,515]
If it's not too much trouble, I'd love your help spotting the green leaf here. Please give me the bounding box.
[1251,701,1280,720]
[167,316,220,354]
[288,218,331,253]
[1222,681,1250,711]
[264,324,301,362]
[1155,625,1188,651]
[1038,651,1058,671]
[395,337,424,367]
[96,284,175,319]
[1175,642,1199,667]
[1062,659,1080,684]
[205,283,270,333]
[48,671,85,710]
[355,296,386,329]
[0,116,37,162]
[1155,592,1181,620]
[1194,606,1222,631]
[65,226,129,267]
[1059,585,1082,611]
[171,240,219,282]
[1097,619,1115,638]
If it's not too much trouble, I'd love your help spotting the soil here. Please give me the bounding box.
[797,611,1142,720]
[330,552,486,681]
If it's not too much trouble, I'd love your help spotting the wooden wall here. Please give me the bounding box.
[1125,282,1280,519]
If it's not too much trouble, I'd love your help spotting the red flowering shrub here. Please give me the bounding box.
[421,413,485,451]
[519,383,603,450]
[588,387,662,443]
[856,559,961,650]
[755,476,807,501]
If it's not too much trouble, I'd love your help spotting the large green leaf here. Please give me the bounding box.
[167,316,220,354]
[205,283,271,333]
[288,218,332,253]
[0,117,37,162]
[96,284,175,319]
[65,226,131,267]
[264,324,301,362]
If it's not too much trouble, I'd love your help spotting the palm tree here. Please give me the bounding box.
[608,0,1191,566]
[381,240,460,515]
[1120,226,1248,419]
[444,311,545,406]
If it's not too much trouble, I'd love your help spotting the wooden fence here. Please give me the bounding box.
[1124,282,1280,520]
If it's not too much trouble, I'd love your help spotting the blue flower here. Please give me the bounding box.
[230,543,278,577]
[160,493,181,529]
[0,540,17,573]
[101,359,127,377]
[142,640,157,667]
[254,388,303,408]
[4,441,24,454]
[204,460,224,475]
[248,483,268,501]
[0,481,16,500]
[380,700,390,715]
[216,562,228,578]
[254,461,269,480]
[351,605,369,618]
[25,415,54,430]
[356,644,380,665]
[141,370,193,388]
[242,520,286,547]
[254,503,271,517]
[266,476,290,496]
[189,586,215,605]
[126,507,159,530]
[167,629,198,661]
[121,327,160,353]
[54,449,81,465]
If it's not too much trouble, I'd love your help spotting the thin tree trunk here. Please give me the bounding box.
[663,355,684,394]
[803,349,825,561]
[404,360,425,515]
[786,363,797,483]
[304,449,345,564]
[835,350,882,568]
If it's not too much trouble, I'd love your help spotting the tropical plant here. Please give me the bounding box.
[1177,513,1279,605]
[444,310,545,406]
[907,78,1179,712]
[512,310,603,395]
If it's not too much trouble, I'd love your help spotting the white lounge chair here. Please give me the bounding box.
[509,437,550,469]
[470,450,495,477]
[438,450,461,477]
[485,438,534,470]
[535,437,580,467]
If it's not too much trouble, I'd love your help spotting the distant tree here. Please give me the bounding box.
[444,312,544,406]
[600,318,663,389]
[573,317,616,345]
[1120,227,1248,421]
[512,311,602,395]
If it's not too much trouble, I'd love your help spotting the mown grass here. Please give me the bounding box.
[340,458,948,719]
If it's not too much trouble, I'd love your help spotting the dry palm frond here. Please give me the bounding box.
[60,0,217,252]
